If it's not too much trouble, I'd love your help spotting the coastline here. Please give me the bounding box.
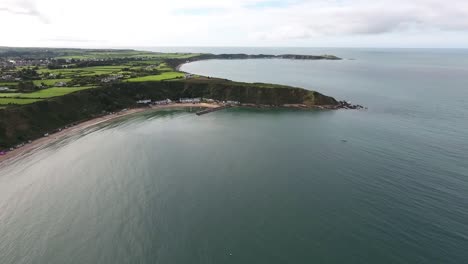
[0,103,218,165]
[0,101,364,165]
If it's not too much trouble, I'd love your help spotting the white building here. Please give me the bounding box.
[203,98,215,103]
[137,99,152,104]
[179,98,201,103]
[154,99,172,105]
[55,82,67,87]
[0,87,9,91]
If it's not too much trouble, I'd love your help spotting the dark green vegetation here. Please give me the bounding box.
[165,53,341,69]
[0,79,337,148]
[0,47,342,148]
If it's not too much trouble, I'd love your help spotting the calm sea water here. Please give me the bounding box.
[1,48,468,263]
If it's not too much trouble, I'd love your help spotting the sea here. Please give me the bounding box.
[0,47,467,263]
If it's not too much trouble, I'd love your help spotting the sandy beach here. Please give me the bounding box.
[0,103,219,165]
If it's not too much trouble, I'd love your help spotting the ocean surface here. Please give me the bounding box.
[1,48,468,263]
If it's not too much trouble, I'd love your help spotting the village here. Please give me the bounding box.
[136,97,240,106]
[0,50,195,107]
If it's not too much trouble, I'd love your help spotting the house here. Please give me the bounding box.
[179,98,201,103]
[137,99,152,104]
[184,73,194,79]
[1,75,13,80]
[203,98,215,103]
[153,99,172,105]
[55,82,67,87]
[0,87,9,91]
[226,100,240,105]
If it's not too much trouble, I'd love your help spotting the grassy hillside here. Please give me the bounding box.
[126,72,184,82]
[0,80,337,148]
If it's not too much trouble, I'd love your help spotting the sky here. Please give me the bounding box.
[0,0,467,48]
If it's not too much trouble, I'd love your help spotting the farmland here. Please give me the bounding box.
[0,87,96,108]
[54,51,201,60]
[38,66,127,78]
[0,93,22,97]
[25,87,95,98]
[0,48,207,107]
[156,62,173,72]
[0,82,17,87]
[33,78,72,86]
[0,98,43,105]
[126,72,185,82]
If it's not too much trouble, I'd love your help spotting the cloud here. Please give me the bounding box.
[244,0,301,10]
[0,0,468,47]
[0,0,49,23]
[45,37,106,43]
[173,7,226,16]
[252,0,468,40]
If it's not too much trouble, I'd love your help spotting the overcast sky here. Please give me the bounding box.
[1,0,467,48]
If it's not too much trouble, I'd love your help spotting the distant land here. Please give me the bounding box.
[0,47,358,150]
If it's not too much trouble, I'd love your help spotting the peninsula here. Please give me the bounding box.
[0,47,359,151]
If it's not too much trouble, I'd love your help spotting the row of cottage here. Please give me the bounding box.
[137,98,241,105]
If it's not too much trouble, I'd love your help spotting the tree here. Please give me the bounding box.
[17,68,39,80]
[17,81,37,92]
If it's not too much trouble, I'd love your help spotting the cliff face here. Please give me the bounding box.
[0,80,338,148]
[174,80,338,106]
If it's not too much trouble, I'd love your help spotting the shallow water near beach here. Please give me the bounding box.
[1,48,468,263]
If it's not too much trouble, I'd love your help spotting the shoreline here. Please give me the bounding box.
[0,102,364,165]
[0,103,218,165]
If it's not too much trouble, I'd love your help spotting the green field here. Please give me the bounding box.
[126,72,184,82]
[21,87,95,98]
[0,49,205,106]
[127,60,162,66]
[146,53,201,59]
[0,93,22,98]
[156,62,173,72]
[0,87,95,99]
[0,98,43,105]
[33,78,72,86]
[38,66,127,78]
[0,82,18,87]
[55,51,200,60]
